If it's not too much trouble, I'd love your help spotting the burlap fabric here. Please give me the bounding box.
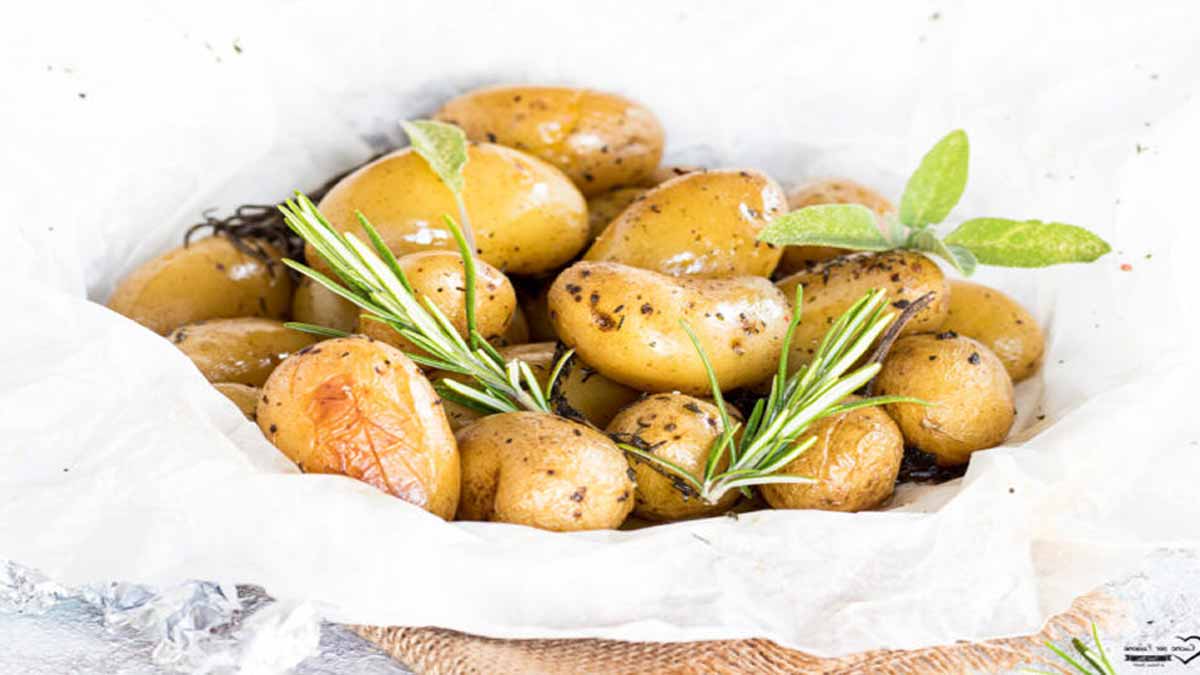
[354,590,1120,674]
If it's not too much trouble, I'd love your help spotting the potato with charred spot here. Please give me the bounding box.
[874,333,1016,466]
[456,412,634,531]
[940,280,1044,382]
[257,335,460,519]
[292,276,360,334]
[775,251,949,371]
[108,236,292,335]
[607,393,740,521]
[776,179,896,276]
[549,261,790,395]
[434,85,664,196]
[584,169,787,278]
[168,318,320,386]
[214,383,260,421]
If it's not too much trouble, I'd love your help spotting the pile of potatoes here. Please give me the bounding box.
[107,85,1045,532]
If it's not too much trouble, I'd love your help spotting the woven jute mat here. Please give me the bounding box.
[353,590,1122,674]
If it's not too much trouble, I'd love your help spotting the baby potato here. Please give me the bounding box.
[587,187,645,242]
[168,318,320,386]
[292,276,360,334]
[313,144,588,275]
[434,85,664,196]
[358,251,516,355]
[456,411,634,531]
[257,335,460,519]
[776,251,949,371]
[493,303,530,347]
[941,280,1044,382]
[213,382,260,421]
[107,236,292,335]
[759,402,903,512]
[607,393,740,521]
[549,261,790,395]
[776,179,896,277]
[874,333,1016,466]
[642,164,704,187]
[584,169,787,278]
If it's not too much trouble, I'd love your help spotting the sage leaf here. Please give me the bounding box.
[758,204,892,251]
[944,218,1112,267]
[907,229,977,276]
[899,129,969,228]
[401,119,468,195]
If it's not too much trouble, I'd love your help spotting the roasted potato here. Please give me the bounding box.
[107,236,292,335]
[874,333,1016,466]
[214,382,260,421]
[776,179,896,276]
[257,335,460,519]
[456,411,634,531]
[586,187,645,242]
[775,251,949,371]
[435,85,665,196]
[313,144,588,275]
[641,164,704,187]
[584,169,787,278]
[493,303,530,347]
[607,393,740,521]
[359,251,516,355]
[759,402,903,512]
[940,280,1044,382]
[168,318,320,386]
[291,276,360,334]
[549,261,790,394]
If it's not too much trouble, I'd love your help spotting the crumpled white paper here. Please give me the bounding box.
[2,0,1199,657]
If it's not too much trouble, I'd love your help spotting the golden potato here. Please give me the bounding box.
[642,164,704,187]
[257,335,459,519]
[168,318,320,386]
[940,280,1044,382]
[607,393,740,521]
[759,403,903,512]
[107,236,292,335]
[456,411,634,531]
[213,382,260,420]
[493,302,530,347]
[584,169,787,278]
[874,333,1016,466]
[775,251,949,371]
[358,251,516,355]
[291,276,360,334]
[313,144,587,275]
[586,187,645,242]
[549,261,790,395]
[776,179,896,276]
[435,85,664,196]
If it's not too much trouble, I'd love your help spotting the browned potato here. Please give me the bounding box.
[584,169,787,278]
[291,276,360,334]
[759,403,903,512]
[940,280,1044,382]
[107,236,292,335]
[874,333,1016,466]
[641,164,704,187]
[435,85,665,196]
[313,144,587,275]
[607,393,740,521]
[359,251,516,355]
[776,179,896,276]
[168,318,319,386]
[257,335,459,519]
[493,303,530,347]
[456,411,634,531]
[586,187,645,242]
[214,382,260,420]
[549,261,790,395]
[775,251,949,371]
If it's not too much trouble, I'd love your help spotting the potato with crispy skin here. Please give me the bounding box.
[776,179,896,276]
[257,335,460,519]
[168,318,319,386]
[940,280,1044,382]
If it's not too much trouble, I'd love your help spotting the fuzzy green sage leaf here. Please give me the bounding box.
[401,120,468,195]
[899,129,969,228]
[758,204,892,251]
[907,229,978,276]
[944,217,1112,267]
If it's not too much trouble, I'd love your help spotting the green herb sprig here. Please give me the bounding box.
[758,130,1112,276]
[1023,622,1115,675]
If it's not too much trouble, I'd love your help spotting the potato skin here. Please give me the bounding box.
[586,187,645,242]
[359,251,516,355]
[642,164,704,187]
[941,280,1044,382]
[107,236,292,335]
[584,169,787,278]
[759,404,903,512]
[607,393,739,521]
[292,276,360,334]
[435,85,664,196]
[456,412,634,531]
[214,382,261,421]
[776,179,895,276]
[775,251,949,371]
[874,333,1016,466]
[257,336,460,519]
[313,144,587,275]
[549,261,790,395]
[168,318,320,386]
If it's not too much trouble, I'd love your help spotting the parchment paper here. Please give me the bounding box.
[2,0,1199,657]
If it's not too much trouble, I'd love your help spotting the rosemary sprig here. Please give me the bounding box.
[1023,623,1115,674]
